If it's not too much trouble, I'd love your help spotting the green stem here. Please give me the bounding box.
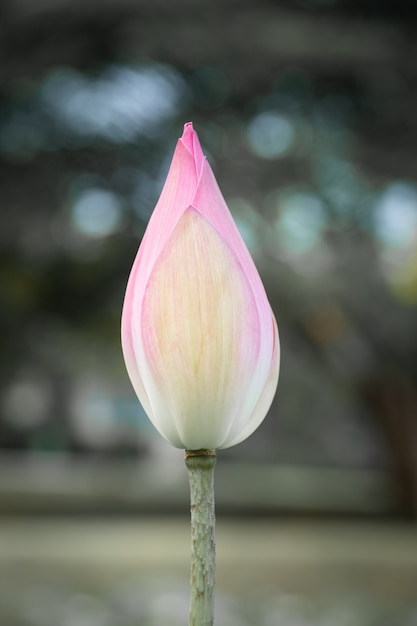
[185,449,217,626]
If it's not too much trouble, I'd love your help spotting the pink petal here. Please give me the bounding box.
[219,315,280,448]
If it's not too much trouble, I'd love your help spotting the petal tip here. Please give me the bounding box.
[181,122,195,150]
[180,121,205,175]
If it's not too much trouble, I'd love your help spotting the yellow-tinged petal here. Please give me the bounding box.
[140,208,260,449]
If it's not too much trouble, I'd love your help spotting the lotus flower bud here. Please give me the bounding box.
[121,123,279,450]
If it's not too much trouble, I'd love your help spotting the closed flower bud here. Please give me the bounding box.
[121,123,279,450]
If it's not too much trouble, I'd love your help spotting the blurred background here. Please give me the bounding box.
[1,0,417,624]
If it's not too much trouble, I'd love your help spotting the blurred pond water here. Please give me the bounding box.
[0,518,416,626]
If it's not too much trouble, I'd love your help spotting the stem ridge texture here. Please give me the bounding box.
[185,450,216,626]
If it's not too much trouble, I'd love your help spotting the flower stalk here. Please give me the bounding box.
[185,449,217,626]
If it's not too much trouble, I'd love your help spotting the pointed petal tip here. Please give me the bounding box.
[181,122,195,149]
[180,121,205,174]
